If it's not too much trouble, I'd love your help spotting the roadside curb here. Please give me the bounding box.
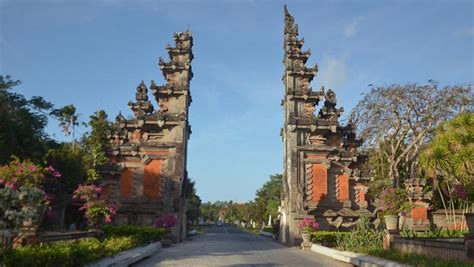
[259,230,276,239]
[87,241,162,267]
[310,244,412,267]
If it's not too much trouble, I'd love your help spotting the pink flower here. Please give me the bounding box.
[46,166,56,172]
[5,182,15,189]
[0,179,4,185]
[95,187,103,194]
[52,171,62,178]
[28,165,37,172]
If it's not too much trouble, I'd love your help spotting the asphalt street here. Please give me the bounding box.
[133,224,350,267]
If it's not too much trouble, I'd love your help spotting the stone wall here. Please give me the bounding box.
[430,209,467,230]
[392,237,469,262]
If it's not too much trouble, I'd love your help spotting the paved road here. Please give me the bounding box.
[133,224,350,267]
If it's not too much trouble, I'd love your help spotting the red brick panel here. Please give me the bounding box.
[311,163,328,203]
[356,182,366,202]
[411,200,428,221]
[143,160,161,200]
[120,169,134,199]
[338,173,350,202]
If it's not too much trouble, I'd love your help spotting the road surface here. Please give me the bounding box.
[133,224,350,267]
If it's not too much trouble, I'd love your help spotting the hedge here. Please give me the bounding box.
[1,225,166,266]
[311,231,350,247]
[2,236,137,267]
[102,224,166,244]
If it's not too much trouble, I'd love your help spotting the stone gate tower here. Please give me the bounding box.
[101,31,193,242]
[280,6,371,246]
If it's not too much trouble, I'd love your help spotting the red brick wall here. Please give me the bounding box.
[311,163,328,203]
[143,160,161,199]
[337,173,350,202]
[120,169,134,199]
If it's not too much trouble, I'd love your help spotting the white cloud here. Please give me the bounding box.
[455,26,474,38]
[344,16,365,38]
[318,56,347,90]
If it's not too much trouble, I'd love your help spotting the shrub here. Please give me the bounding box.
[298,217,319,234]
[336,216,383,253]
[154,213,177,229]
[2,236,136,267]
[311,231,350,247]
[102,225,166,244]
[72,184,117,226]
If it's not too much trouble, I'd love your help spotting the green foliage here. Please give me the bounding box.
[2,237,137,267]
[102,225,166,244]
[400,225,466,238]
[44,144,86,193]
[311,231,350,247]
[0,186,46,232]
[199,174,282,225]
[369,248,473,267]
[50,104,79,137]
[187,180,202,222]
[254,174,282,221]
[420,113,474,215]
[81,110,112,183]
[336,217,383,253]
[0,75,54,164]
[376,187,413,215]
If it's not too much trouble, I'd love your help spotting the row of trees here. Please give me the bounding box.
[199,174,282,226]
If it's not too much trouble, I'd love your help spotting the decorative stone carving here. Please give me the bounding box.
[102,31,194,243]
[404,178,432,230]
[279,6,371,246]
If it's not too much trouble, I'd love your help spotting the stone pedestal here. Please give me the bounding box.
[383,229,399,250]
[301,233,312,250]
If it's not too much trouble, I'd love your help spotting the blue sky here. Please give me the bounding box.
[1,0,473,202]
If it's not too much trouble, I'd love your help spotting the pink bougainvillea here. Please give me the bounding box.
[73,183,117,226]
[154,213,177,229]
[298,217,320,233]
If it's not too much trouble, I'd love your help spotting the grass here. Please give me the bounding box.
[368,249,474,267]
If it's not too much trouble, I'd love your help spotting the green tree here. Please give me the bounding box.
[81,110,112,183]
[50,104,79,152]
[420,112,474,229]
[186,180,202,223]
[255,174,282,223]
[0,75,54,164]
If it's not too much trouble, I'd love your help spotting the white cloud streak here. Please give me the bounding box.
[318,56,347,90]
[344,16,365,38]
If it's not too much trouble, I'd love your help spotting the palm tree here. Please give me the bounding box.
[420,112,474,230]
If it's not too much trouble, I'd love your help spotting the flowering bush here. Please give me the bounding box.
[73,184,117,226]
[154,213,177,229]
[376,187,412,216]
[0,158,61,189]
[299,217,320,234]
[0,158,60,252]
